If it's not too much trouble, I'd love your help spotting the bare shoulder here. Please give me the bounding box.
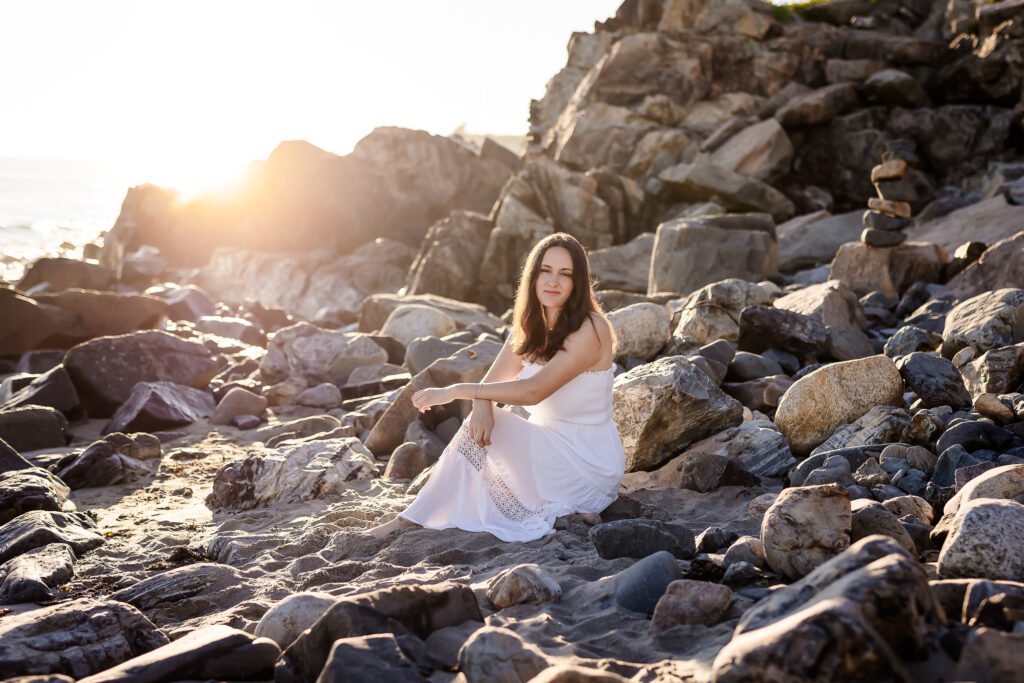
[587,311,614,346]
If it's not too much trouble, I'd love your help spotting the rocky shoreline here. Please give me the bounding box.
[4,0,1024,681]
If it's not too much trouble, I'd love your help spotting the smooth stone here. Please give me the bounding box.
[649,580,733,630]
[457,626,548,683]
[862,227,907,247]
[253,591,339,650]
[613,550,683,614]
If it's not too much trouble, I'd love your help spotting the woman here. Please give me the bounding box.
[368,233,625,541]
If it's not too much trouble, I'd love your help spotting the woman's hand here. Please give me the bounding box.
[468,401,494,447]
[411,386,455,412]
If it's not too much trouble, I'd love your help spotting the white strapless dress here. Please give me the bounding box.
[400,360,626,542]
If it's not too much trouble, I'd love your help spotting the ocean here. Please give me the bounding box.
[0,156,131,284]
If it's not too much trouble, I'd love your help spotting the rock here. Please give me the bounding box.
[722,374,794,412]
[936,420,1015,457]
[941,288,1024,359]
[607,303,670,362]
[897,352,972,408]
[0,468,69,525]
[863,210,909,231]
[28,290,169,349]
[727,352,783,382]
[380,304,456,348]
[647,214,778,297]
[935,464,1024,535]
[316,634,424,683]
[773,280,867,332]
[901,409,946,447]
[212,387,268,426]
[942,230,1024,300]
[938,498,1024,581]
[665,420,794,478]
[778,210,862,273]
[347,362,407,387]
[383,442,427,480]
[295,383,342,409]
[18,257,113,293]
[649,580,733,631]
[775,83,859,127]
[64,331,218,418]
[588,233,654,293]
[486,564,561,609]
[0,511,102,565]
[404,337,463,377]
[737,305,828,364]
[0,598,168,677]
[260,322,387,386]
[253,591,339,649]
[207,437,376,510]
[16,349,65,374]
[659,161,794,221]
[829,241,948,298]
[850,501,917,556]
[194,316,264,346]
[0,542,75,603]
[0,288,67,357]
[975,393,1015,422]
[853,457,891,488]
[675,451,759,492]
[862,227,908,247]
[0,438,32,475]
[76,624,280,683]
[761,484,851,580]
[109,562,245,611]
[0,406,70,453]
[710,118,793,182]
[884,325,943,359]
[0,365,82,421]
[589,519,695,560]
[528,666,630,683]
[960,344,1024,396]
[774,355,904,457]
[723,536,767,570]
[611,356,743,471]
[145,283,216,322]
[804,455,855,488]
[811,405,910,455]
[404,421,445,464]
[366,339,501,457]
[613,550,683,614]
[56,433,161,489]
[673,279,772,344]
[103,382,215,435]
[406,210,493,302]
[458,626,548,683]
[864,68,930,107]
[953,628,1024,683]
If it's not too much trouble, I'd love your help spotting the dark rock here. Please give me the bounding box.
[0,437,33,475]
[883,325,942,359]
[0,406,70,452]
[676,451,760,492]
[897,352,971,408]
[936,420,1016,456]
[721,375,793,411]
[29,290,169,349]
[110,563,245,611]
[0,467,68,525]
[17,257,114,293]
[64,331,218,418]
[861,226,907,247]
[590,519,695,560]
[737,306,829,364]
[0,288,67,357]
[790,445,889,487]
[726,352,784,382]
[0,542,75,604]
[406,210,493,304]
[613,550,683,614]
[145,284,217,322]
[76,624,280,683]
[954,461,998,491]
[943,241,987,283]
[316,634,424,683]
[0,510,103,564]
[104,381,215,435]
[16,349,66,374]
[56,432,161,489]
[932,445,983,488]
[695,527,739,555]
[0,598,168,678]
[863,210,909,231]
[195,316,266,346]
[1,366,83,421]
[232,414,260,430]
[0,373,36,404]
[383,442,427,480]
[762,349,800,375]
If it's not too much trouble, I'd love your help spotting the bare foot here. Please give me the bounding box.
[365,516,417,539]
[579,513,601,526]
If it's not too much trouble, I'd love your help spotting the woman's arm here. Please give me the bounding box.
[413,323,603,410]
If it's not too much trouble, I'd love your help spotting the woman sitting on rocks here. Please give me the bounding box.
[368,232,626,541]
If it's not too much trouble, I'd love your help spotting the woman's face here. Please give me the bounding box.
[535,246,574,311]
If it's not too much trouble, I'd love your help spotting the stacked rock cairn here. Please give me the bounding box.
[862,143,916,247]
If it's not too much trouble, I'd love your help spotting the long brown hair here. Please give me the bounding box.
[511,233,607,362]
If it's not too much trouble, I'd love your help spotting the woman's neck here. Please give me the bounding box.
[543,306,562,330]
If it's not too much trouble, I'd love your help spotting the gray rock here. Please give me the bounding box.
[897,352,971,408]
[658,161,794,221]
[726,352,784,382]
[803,454,855,487]
[76,624,280,683]
[253,591,339,650]
[406,210,493,302]
[0,467,69,525]
[611,356,743,472]
[884,325,943,359]
[811,405,911,455]
[403,421,445,465]
[939,498,1024,581]
[613,550,683,614]
[0,542,75,603]
[588,233,655,294]
[850,501,917,556]
[383,442,427,480]
[195,316,265,345]
[0,406,70,453]
[403,337,463,376]
[778,210,863,273]
[212,387,268,426]
[56,432,162,489]
[737,305,829,365]
[317,633,424,683]
[650,580,733,630]
[864,68,930,107]
[0,511,103,565]
[673,278,772,344]
[589,519,695,560]
[486,564,561,609]
[261,322,387,386]
[775,83,858,127]
[103,381,215,435]
[110,562,245,611]
[863,210,909,231]
[723,536,767,570]
[0,598,168,678]
[675,451,759,492]
[295,383,342,409]
[0,365,82,421]
[862,227,908,247]
[607,303,671,362]
[458,626,548,683]
[761,484,851,580]
[941,288,1024,359]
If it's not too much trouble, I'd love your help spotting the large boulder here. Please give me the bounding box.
[941,288,1024,359]
[896,352,971,408]
[777,211,862,274]
[405,210,493,301]
[359,294,501,334]
[829,241,948,298]
[17,257,114,293]
[774,355,904,456]
[0,510,103,564]
[710,118,793,182]
[206,437,376,510]
[775,83,859,128]
[0,468,69,525]
[0,288,72,357]
[380,305,456,348]
[942,230,1024,300]
[938,498,1024,581]
[612,356,743,471]
[658,160,794,221]
[657,419,794,479]
[64,331,219,418]
[103,382,216,435]
[0,406,71,452]
[28,290,168,348]
[100,133,514,271]
[673,279,773,344]
[0,365,83,420]
[0,541,76,604]
[736,306,828,365]
[772,280,866,332]
[549,101,661,173]
[648,214,777,297]
[0,598,168,678]
[960,343,1024,396]
[588,233,654,294]
[607,303,671,362]
[259,322,387,387]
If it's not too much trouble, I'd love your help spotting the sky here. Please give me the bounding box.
[0,0,625,193]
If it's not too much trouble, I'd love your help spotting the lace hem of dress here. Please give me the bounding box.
[453,426,569,523]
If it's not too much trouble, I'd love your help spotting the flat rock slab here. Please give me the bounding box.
[0,510,104,565]
[77,624,280,683]
[0,598,169,678]
[110,562,246,611]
